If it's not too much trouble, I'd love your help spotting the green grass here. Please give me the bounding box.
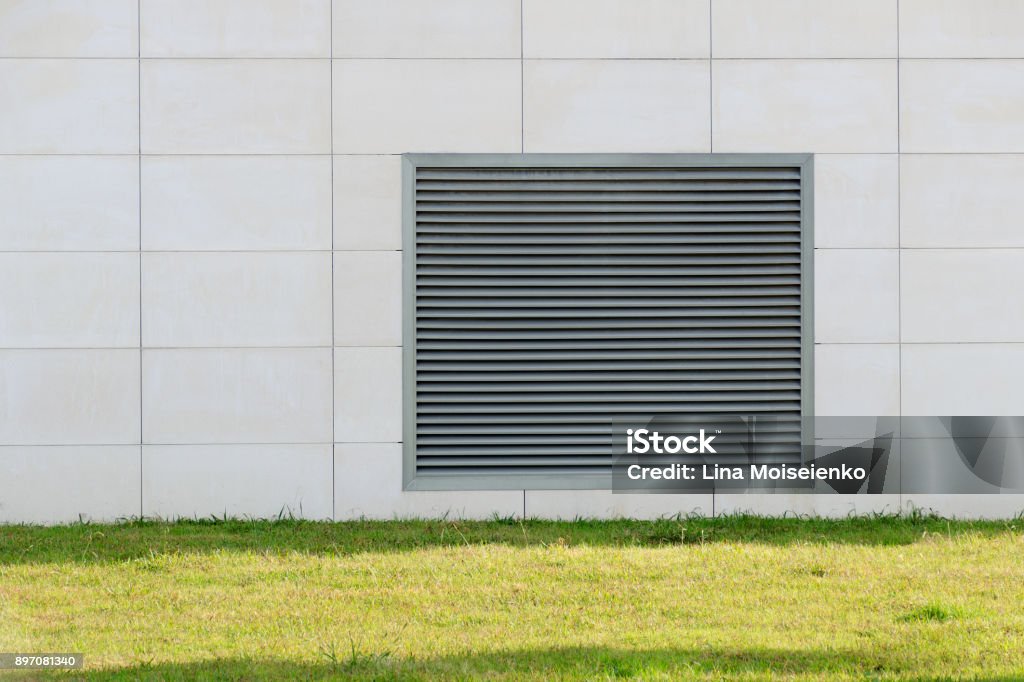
[1,513,1023,681]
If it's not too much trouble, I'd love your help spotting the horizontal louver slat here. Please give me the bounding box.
[416,181,800,191]
[416,403,802,413]
[416,214,800,224]
[417,364,800,374]
[415,168,801,180]
[416,350,801,360]
[417,265,800,276]
[416,410,801,422]
[410,161,807,482]
[416,191,800,202]
[418,309,798,319]
[417,331,801,342]
[417,201,800,212]
[416,296,800,307]
[417,319,800,329]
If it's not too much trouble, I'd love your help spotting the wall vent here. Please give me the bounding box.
[403,154,814,490]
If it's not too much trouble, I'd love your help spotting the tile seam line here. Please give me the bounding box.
[814,341,1024,346]
[708,0,713,154]
[0,251,391,254]
[330,0,337,521]
[13,248,1024,253]
[18,152,1024,156]
[897,0,903,509]
[0,443,353,448]
[0,346,395,350]
[7,342,1024,349]
[36,441,1024,445]
[137,0,143,519]
[9,56,1024,60]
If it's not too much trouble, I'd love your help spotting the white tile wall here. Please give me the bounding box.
[0,156,139,251]
[141,0,331,58]
[0,253,139,348]
[814,155,899,249]
[333,0,520,58]
[143,444,333,519]
[333,156,403,251]
[334,443,523,520]
[900,60,1024,153]
[0,0,138,57]
[715,493,901,518]
[815,496,902,518]
[333,252,402,347]
[901,250,1024,343]
[4,0,1024,520]
[524,60,711,153]
[141,59,331,154]
[902,345,1024,416]
[711,0,896,58]
[334,347,402,443]
[901,155,1024,248]
[902,494,1024,520]
[899,0,1024,58]
[0,446,141,523]
[142,156,332,251]
[524,491,712,520]
[815,345,900,416]
[332,59,521,154]
[814,250,900,343]
[142,252,332,347]
[0,350,140,445]
[523,0,709,58]
[142,348,333,444]
[712,493,815,517]
[712,60,898,152]
[0,59,138,153]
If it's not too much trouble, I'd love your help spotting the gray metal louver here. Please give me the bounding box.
[402,154,814,490]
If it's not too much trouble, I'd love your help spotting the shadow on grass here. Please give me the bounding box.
[51,646,1024,681]
[0,512,1020,565]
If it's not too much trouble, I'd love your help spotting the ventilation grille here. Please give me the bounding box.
[408,160,810,484]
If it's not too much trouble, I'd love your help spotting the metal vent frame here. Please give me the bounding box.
[402,154,814,491]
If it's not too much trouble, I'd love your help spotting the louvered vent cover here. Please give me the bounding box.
[403,155,813,490]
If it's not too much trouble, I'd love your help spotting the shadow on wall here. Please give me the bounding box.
[1,514,1021,565]
[65,646,1024,681]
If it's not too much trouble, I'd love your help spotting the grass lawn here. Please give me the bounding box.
[1,514,1023,681]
